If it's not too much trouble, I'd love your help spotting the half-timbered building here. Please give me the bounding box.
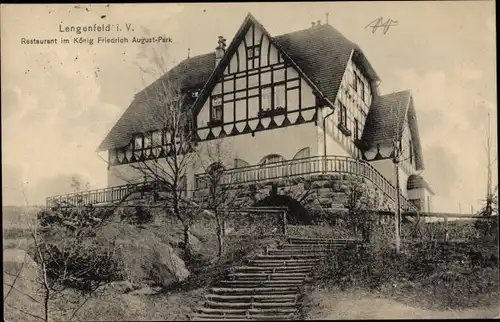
[49,14,434,213]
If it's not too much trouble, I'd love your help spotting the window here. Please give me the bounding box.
[212,106,222,122]
[144,133,152,149]
[163,130,172,145]
[262,86,272,111]
[260,84,286,114]
[293,147,310,160]
[260,154,286,178]
[134,135,143,150]
[337,101,351,136]
[354,119,360,140]
[260,154,285,165]
[247,46,260,59]
[352,72,358,91]
[274,84,285,108]
[338,102,347,126]
[211,95,223,122]
[152,131,162,147]
[234,158,250,168]
[361,83,365,102]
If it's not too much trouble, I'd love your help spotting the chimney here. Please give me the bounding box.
[311,22,316,28]
[215,36,226,66]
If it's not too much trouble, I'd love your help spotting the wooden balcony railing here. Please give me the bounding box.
[195,155,419,212]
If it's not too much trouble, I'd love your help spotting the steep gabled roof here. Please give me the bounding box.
[190,13,334,118]
[407,174,434,195]
[360,90,424,170]
[274,24,379,105]
[97,14,380,152]
[98,53,215,151]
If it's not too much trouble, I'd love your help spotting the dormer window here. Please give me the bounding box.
[247,45,260,59]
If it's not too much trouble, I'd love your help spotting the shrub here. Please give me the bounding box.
[28,206,123,293]
[119,206,154,225]
[313,239,499,309]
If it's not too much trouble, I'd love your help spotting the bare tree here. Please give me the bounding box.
[70,175,90,193]
[388,96,419,252]
[125,27,201,259]
[342,179,385,244]
[4,184,119,322]
[481,112,497,217]
[195,139,249,260]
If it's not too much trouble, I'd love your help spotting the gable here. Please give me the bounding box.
[195,16,321,141]
[360,90,424,170]
[97,13,381,153]
[274,25,379,107]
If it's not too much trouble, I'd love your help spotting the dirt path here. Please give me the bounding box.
[306,287,499,320]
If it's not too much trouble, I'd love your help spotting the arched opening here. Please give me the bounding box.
[234,158,250,168]
[293,147,310,159]
[258,154,286,179]
[254,194,313,225]
[259,154,286,165]
[292,147,311,173]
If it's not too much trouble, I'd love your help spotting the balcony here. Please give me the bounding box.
[46,155,418,213]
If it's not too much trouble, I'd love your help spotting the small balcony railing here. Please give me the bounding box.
[195,155,418,212]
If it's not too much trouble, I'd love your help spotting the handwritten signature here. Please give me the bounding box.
[365,17,398,35]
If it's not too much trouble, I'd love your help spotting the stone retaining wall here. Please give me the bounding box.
[193,173,396,215]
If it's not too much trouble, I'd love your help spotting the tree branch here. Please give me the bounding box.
[3,252,28,302]
[4,301,45,321]
[3,282,43,305]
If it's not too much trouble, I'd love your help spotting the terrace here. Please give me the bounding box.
[46,155,419,212]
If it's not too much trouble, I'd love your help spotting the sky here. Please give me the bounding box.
[1,2,497,212]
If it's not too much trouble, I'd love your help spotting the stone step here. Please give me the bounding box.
[232,266,313,273]
[257,253,326,259]
[218,280,303,288]
[228,272,307,281]
[210,286,299,295]
[196,307,297,315]
[205,293,297,303]
[266,249,330,256]
[248,259,320,267]
[204,300,297,309]
[279,244,349,250]
[288,237,360,244]
[191,313,296,321]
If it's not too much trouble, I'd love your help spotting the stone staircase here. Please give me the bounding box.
[190,237,358,321]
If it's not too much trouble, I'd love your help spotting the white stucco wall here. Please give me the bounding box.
[408,187,433,212]
[369,158,409,198]
[316,107,351,158]
[107,123,319,190]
